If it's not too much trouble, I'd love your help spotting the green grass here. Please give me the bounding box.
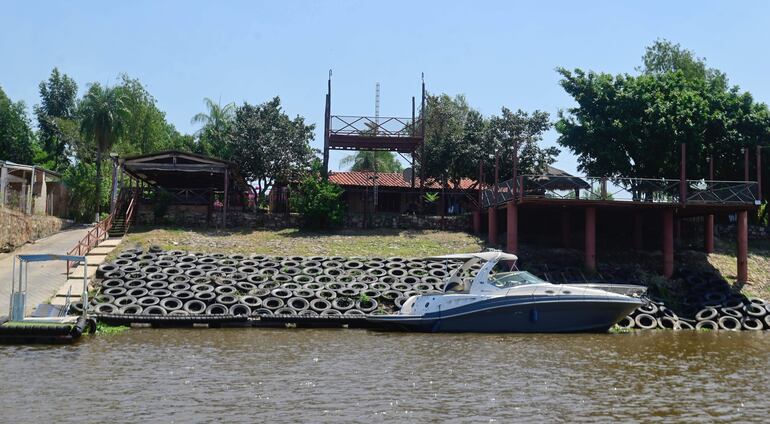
[95,322,129,335]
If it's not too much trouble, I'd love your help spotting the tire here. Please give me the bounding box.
[172,291,194,301]
[114,296,137,307]
[695,320,718,330]
[168,282,191,292]
[194,291,216,302]
[310,298,331,313]
[271,288,293,299]
[292,289,315,299]
[142,305,168,315]
[205,304,229,315]
[337,288,359,297]
[94,303,118,314]
[101,278,124,289]
[262,297,285,310]
[124,279,146,289]
[126,288,149,298]
[742,317,764,331]
[240,295,262,307]
[216,294,238,306]
[657,316,680,330]
[637,302,659,315]
[320,309,342,316]
[183,300,207,314]
[149,289,172,298]
[381,290,401,301]
[236,282,257,293]
[344,309,365,316]
[160,297,183,311]
[146,280,169,290]
[677,321,695,330]
[252,308,273,317]
[332,297,355,311]
[744,303,767,318]
[287,297,310,311]
[616,316,635,329]
[356,298,378,313]
[720,308,743,319]
[315,289,337,300]
[634,313,658,330]
[229,304,251,316]
[274,307,297,316]
[119,305,143,315]
[215,285,237,295]
[394,296,407,309]
[103,287,127,297]
[695,307,718,321]
[137,296,160,307]
[717,316,741,331]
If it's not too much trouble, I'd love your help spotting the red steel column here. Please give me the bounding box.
[488,207,497,246]
[633,211,643,250]
[662,209,674,278]
[472,210,481,234]
[704,215,714,253]
[506,202,518,253]
[561,209,570,248]
[584,207,596,272]
[737,209,748,283]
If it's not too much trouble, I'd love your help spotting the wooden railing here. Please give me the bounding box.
[66,213,113,274]
[123,192,138,235]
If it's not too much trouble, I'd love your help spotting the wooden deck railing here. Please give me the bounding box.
[66,212,113,274]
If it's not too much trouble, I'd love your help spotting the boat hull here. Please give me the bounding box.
[367,297,641,333]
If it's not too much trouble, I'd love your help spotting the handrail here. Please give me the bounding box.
[66,212,113,274]
[123,192,137,236]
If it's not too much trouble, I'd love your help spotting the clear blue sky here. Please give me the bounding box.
[2,1,770,174]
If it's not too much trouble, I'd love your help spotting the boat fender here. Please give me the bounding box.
[530,309,539,323]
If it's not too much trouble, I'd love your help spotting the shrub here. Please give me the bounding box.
[63,161,110,222]
[290,174,344,229]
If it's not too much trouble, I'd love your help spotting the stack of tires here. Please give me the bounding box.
[616,296,770,331]
[80,247,471,319]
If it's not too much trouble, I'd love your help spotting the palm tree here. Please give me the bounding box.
[340,151,404,172]
[191,97,235,158]
[80,83,129,221]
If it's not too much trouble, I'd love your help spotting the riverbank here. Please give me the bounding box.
[112,226,770,299]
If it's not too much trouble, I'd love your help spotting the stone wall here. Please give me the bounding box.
[136,204,470,231]
[716,224,769,240]
[0,207,74,252]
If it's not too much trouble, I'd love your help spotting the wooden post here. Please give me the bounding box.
[488,206,497,246]
[737,209,748,283]
[704,215,714,253]
[223,170,229,228]
[757,145,763,202]
[662,209,674,278]
[584,207,596,272]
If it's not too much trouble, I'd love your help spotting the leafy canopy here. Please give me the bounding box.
[556,39,770,182]
[34,68,78,171]
[340,151,403,172]
[0,86,38,164]
[291,160,344,228]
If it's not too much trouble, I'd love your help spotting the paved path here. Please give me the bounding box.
[0,226,90,316]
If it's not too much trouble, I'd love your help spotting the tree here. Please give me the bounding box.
[0,86,38,164]
[79,83,129,220]
[34,68,78,171]
[340,151,403,172]
[112,75,174,155]
[191,97,235,158]
[556,40,770,183]
[419,93,558,187]
[228,97,316,205]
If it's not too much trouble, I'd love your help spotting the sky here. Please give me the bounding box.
[2,1,770,175]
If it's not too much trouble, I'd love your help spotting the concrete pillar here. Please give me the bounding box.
[704,214,714,253]
[561,210,570,248]
[488,207,497,246]
[633,212,643,250]
[0,165,7,207]
[472,210,481,235]
[26,168,35,214]
[584,207,596,272]
[737,210,748,283]
[506,202,518,254]
[662,209,674,278]
[36,174,47,215]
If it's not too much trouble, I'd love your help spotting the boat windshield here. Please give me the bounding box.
[488,271,545,288]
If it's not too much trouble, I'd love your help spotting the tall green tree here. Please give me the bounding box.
[191,97,235,158]
[79,83,129,219]
[112,75,173,155]
[0,86,37,164]
[340,151,403,172]
[556,40,770,183]
[34,68,78,171]
[228,97,315,204]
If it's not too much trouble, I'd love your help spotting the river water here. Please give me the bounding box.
[0,329,768,423]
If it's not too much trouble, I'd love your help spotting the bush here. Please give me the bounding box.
[290,174,344,229]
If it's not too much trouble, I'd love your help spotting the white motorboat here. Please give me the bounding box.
[366,251,645,333]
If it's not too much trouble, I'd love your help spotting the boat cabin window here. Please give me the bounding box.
[488,271,545,288]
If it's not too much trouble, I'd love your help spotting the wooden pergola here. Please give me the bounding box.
[120,151,249,226]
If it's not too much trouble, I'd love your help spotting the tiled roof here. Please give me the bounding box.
[329,171,477,190]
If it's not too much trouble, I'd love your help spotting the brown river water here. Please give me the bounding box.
[0,329,768,423]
